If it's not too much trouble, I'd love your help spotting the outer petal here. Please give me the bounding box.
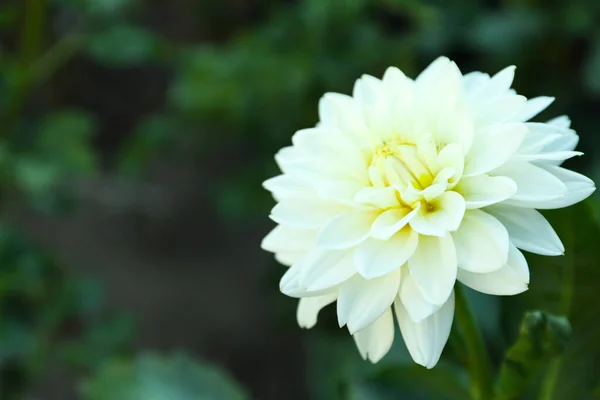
[261,225,317,253]
[355,228,418,279]
[458,244,529,295]
[297,293,337,328]
[300,249,357,292]
[518,123,564,154]
[485,204,564,256]
[455,175,517,209]
[508,96,554,122]
[533,165,595,209]
[263,174,313,200]
[395,291,455,369]
[353,309,395,363]
[318,93,368,142]
[317,209,379,249]
[452,210,509,273]
[409,191,466,236]
[493,161,567,207]
[270,198,349,229]
[275,252,302,266]
[400,272,440,323]
[464,123,527,176]
[465,66,514,103]
[472,95,527,125]
[408,235,457,305]
[280,260,334,298]
[337,270,401,334]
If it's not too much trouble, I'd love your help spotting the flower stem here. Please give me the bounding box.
[454,284,495,400]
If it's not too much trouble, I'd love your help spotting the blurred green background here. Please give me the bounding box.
[0,0,599,399]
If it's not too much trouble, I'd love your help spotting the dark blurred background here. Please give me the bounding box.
[0,0,599,399]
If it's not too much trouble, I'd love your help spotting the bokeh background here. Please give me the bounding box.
[0,0,599,399]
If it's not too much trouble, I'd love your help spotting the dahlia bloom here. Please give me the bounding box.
[261,57,595,368]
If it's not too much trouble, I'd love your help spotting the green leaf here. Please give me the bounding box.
[36,110,97,174]
[80,353,249,400]
[13,157,61,195]
[496,311,571,399]
[12,110,97,209]
[87,25,158,67]
[506,201,600,399]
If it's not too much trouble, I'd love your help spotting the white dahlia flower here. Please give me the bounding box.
[261,57,595,368]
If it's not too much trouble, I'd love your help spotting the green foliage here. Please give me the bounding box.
[118,114,174,177]
[80,353,249,400]
[87,25,159,68]
[496,311,571,399]
[9,109,97,212]
[0,228,133,399]
[500,201,600,400]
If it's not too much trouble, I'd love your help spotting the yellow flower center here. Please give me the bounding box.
[369,138,434,190]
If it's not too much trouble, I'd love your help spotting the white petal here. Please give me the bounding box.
[401,182,448,204]
[370,207,418,240]
[485,66,516,97]
[300,249,357,291]
[519,123,565,154]
[270,198,349,229]
[297,293,337,328]
[317,209,379,249]
[395,291,455,369]
[408,235,457,305]
[355,228,418,279]
[280,260,333,298]
[473,95,527,125]
[533,165,595,209]
[353,309,395,363]
[464,71,490,96]
[547,115,571,129]
[414,61,471,150]
[455,175,517,209]
[493,161,567,206]
[274,146,301,171]
[452,210,509,273]
[517,151,582,163]
[275,252,302,266]
[436,143,464,187]
[464,123,527,176]
[337,271,401,334]
[458,244,529,295]
[400,272,440,323]
[261,225,317,253]
[318,93,368,141]
[485,204,564,256]
[383,67,415,135]
[508,96,554,122]
[354,186,399,209]
[263,175,313,200]
[409,192,466,236]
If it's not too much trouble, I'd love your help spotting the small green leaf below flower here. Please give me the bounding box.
[496,311,572,400]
